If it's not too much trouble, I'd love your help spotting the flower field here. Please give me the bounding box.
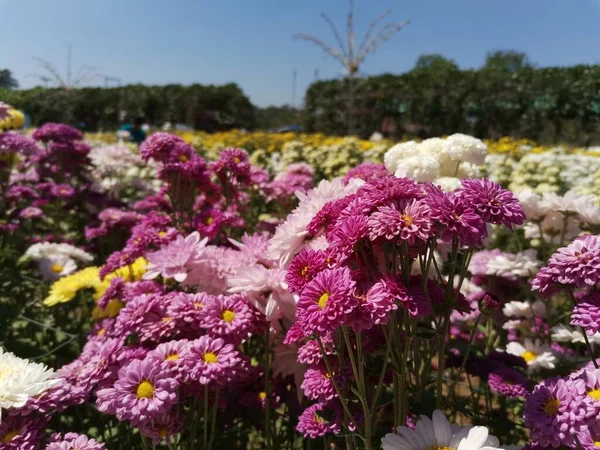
[3,114,600,449]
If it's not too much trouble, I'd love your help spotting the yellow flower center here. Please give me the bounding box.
[165,353,179,362]
[490,198,501,206]
[318,292,329,310]
[97,328,106,336]
[203,352,218,364]
[51,264,64,273]
[594,442,600,448]
[543,398,560,415]
[193,302,204,310]
[259,391,267,400]
[161,316,173,323]
[522,350,538,362]
[159,427,169,438]
[401,214,413,226]
[426,447,454,450]
[205,217,214,225]
[301,266,309,278]
[136,380,155,399]
[314,414,325,424]
[234,157,241,163]
[106,299,125,318]
[2,430,18,444]
[222,310,236,323]
[588,389,600,401]
[179,155,188,162]
[158,231,167,237]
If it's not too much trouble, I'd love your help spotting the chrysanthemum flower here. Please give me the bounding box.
[327,215,369,265]
[0,414,45,449]
[524,377,594,448]
[43,266,100,306]
[46,433,106,450]
[187,336,242,385]
[381,409,501,450]
[458,178,525,229]
[343,162,388,184]
[96,359,178,425]
[286,249,328,294]
[368,200,432,244]
[505,339,556,372]
[571,291,600,337]
[488,367,530,398]
[19,207,43,219]
[296,267,358,336]
[301,364,338,401]
[297,335,335,365]
[532,234,600,296]
[139,411,183,446]
[32,122,82,143]
[0,349,61,414]
[144,231,207,282]
[139,132,185,162]
[200,294,257,344]
[296,402,341,438]
[146,340,192,381]
[38,254,77,281]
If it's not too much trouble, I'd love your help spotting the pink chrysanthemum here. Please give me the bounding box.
[139,132,185,162]
[458,178,525,229]
[146,339,192,382]
[301,364,338,401]
[46,433,106,450]
[343,162,388,184]
[296,402,341,438]
[306,194,357,238]
[167,292,212,329]
[200,294,257,345]
[0,414,45,450]
[296,267,358,336]
[297,334,335,365]
[488,367,530,398]
[32,123,82,143]
[368,200,432,244]
[138,412,183,446]
[144,231,207,282]
[186,335,242,385]
[532,234,600,296]
[350,277,401,331]
[571,291,600,337]
[327,215,369,265]
[355,176,424,212]
[524,376,594,448]
[96,359,178,426]
[286,249,328,294]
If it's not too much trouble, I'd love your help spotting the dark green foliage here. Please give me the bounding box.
[303,64,600,145]
[0,69,19,89]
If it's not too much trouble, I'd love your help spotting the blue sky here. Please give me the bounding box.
[1,0,599,106]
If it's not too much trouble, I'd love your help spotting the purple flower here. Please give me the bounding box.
[458,178,525,229]
[19,207,43,219]
[301,364,338,401]
[532,235,600,296]
[524,376,594,448]
[186,335,242,385]
[50,183,75,199]
[210,148,251,179]
[343,162,388,184]
[572,367,600,434]
[296,267,358,336]
[32,123,82,143]
[146,340,192,383]
[199,294,257,345]
[298,335,334,365]
[286,249,328,294]
[488,366,530,398]
[46,433,106,450]
[571,292,600,337]
[138,412,183,446]
[327,215,369,265]
[144,231,207,282]
[139,132,186,162]
[0,132,39,155]
[0,414,45,450]
[96,358,178,425]
[355,176,424,211]
[296,402,341,438]
[367,199,432,244]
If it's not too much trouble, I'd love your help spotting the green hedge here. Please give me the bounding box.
[303,65,600,145]
[0,83,256,131]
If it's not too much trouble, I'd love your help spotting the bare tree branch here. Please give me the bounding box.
[72,65,102,87]
[321,13,348,58]
[357,20,409,64]
[357,10,391,59]
[294,33,348,66]
[32,57,66,87]
[347,0,355,61]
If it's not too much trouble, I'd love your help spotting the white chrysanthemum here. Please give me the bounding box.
[551,324,600,345]
[539,190,582,215]
[382,409,502,450]
[0,348,61,416]
[268,178,363,266]
[502,300,546,319]
[38,254,77,280]
[442,133,488,166]
[485,249,541,279]
[573,195,600,226]
[516,190,545,220]
[454,162,481,179]
[505,339,556,372]
[24,242,93,263]
[434,177,462,192]
[395,155,441,182]
[383,140,420,173]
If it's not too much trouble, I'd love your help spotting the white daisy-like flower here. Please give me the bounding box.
[0,348,61,418]
[502,300,546,319]
[515,190,545,221]
[485,250,541,279]
[551,324,600,345]
[38,254,77,280]
[24,242,93,263]
[382,409,502,450]
[505,339,556,372]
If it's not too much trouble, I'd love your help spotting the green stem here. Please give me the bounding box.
[355,332,373,450]
[207,389,220,450]
[203,384,209,450]
[448,313,482,400]
[264,327,272,450]
[436,315,451,409]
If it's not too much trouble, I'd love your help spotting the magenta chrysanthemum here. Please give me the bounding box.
[342,162,388,184]
[296,402,341,438]
[524,376,594,448]
[32,123,83,143]
[96,358,178,426]
[138,412,183,446]
[146,339,192,382]
[186,335,242,385]
[0,414,45,450]
[200,294,257,344]
[532,235,600,296]
[571,292,600,337]
[296,267,358,336]
[286,249,328,294]
[367,200,432,244]
[301,364,337,401]
[458,178,525,229]
[488,367,530,398]
[46,433,106,450]
[139,132,186,162]
[327,215,369,265]
[298,335,335,365]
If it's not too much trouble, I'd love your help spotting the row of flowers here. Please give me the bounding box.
[1,122,600,449]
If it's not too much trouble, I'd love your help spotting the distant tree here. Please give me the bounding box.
[255,106,302,130]
[413,54,459,72]
[483,50,533,72]
[0,69,19,89]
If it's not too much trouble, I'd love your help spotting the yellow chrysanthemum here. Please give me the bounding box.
[43,267,101,306]
[92,257,148,301]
